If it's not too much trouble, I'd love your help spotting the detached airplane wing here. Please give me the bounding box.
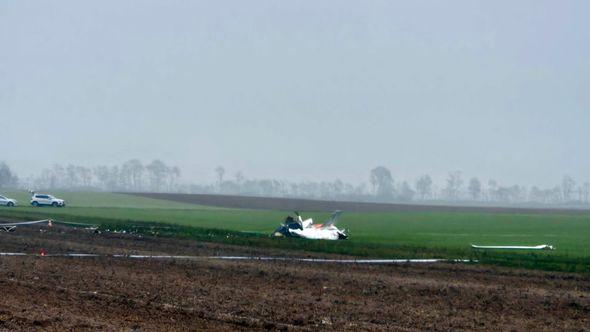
[0,219,52,232]
[471,244,555,250]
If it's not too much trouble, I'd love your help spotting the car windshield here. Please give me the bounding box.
[48,195,55,199]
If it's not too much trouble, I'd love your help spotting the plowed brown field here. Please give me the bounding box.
[129,192,590,214]
[0,224,588,331]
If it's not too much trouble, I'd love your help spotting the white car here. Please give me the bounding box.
[31,194,66,207]
[0,195,17,207]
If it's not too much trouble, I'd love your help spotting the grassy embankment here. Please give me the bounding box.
[0,191,588,272]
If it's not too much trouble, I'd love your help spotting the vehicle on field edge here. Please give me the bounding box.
[0,195,17,207]
[30,193,66,207]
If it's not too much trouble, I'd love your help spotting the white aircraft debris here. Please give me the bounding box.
[0,252,476,264]
[471,244,555,250]
[0,219,53,232]
[273,211,348,240]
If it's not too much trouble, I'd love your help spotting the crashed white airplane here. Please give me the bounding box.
[0,219,53,232]
[273,211,348,240]
[471,244,555,250]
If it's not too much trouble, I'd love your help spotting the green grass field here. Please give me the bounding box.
[1,190,589,272]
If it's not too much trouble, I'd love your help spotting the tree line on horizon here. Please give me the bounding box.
[0,160,589,205]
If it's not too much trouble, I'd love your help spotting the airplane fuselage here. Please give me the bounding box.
[273,211,348,240]
[288,225,347,240]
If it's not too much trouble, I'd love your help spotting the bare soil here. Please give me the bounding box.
[130,192,590,215]
[0,224,589,331]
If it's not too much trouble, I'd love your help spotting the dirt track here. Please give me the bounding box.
[129,192,590,215]
[0,224,589,331]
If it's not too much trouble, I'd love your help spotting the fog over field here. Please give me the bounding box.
[1,1,589,188]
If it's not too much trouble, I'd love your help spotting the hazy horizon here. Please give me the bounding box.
[2,1,589,187]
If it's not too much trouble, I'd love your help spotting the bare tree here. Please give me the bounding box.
[66,164,79,188]
[444,171,463,201]
[119,162,133,189]
[146,160,168,192]
[415,175,432,200]
[487,179,498,201]
[234,171,244,184]
[529,186,543,202]
[398,181,415,202]
[0,162,18,188]
[106,166,120,190]
[18,160,589,206]
[369,166,394,200]
[582,182,590,203]
[562,175,576,202]
[549,186,562,203]
[168,166,181,191]
[332,180,344,198]
[123,159,145,190]
[215,166,225,186]
[78,166,93,187]
[93,166,110,190]
[468,177,482,201]
[51,164,65,189]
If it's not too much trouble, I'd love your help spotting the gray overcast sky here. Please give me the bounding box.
[1,1,588,186]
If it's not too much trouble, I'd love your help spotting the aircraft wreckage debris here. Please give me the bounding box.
[0,252,476,264]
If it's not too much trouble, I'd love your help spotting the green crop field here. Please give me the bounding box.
[1,190,589,272]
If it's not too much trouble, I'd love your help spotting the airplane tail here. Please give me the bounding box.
[324,210,342,227]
